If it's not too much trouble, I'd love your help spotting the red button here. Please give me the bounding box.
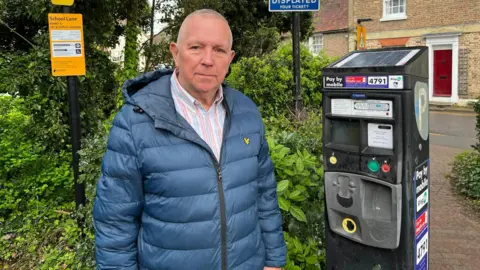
[381,163,390,173]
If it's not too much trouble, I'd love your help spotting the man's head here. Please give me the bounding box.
[170,9,235,99]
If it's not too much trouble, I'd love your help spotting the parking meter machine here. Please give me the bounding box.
[321,46,430,270]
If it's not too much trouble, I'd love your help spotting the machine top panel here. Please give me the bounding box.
[334,49,420,68]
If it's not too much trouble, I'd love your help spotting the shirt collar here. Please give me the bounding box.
[170,69,224,111]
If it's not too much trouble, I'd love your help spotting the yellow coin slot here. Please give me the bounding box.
[342,218,357,234]
[329,156,337,164]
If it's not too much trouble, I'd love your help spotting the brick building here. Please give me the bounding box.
[309,0,480,104]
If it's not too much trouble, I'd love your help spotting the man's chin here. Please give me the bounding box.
[194,83,220,93]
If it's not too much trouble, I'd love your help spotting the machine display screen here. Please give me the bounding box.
[331,119,360,147]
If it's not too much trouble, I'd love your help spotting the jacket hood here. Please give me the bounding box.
[121,68,174,105]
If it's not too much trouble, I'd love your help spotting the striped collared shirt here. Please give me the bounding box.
[170,71,226,161]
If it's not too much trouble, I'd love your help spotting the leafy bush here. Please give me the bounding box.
[226,42,334,118]
[0,46,118,153]
[448,150,480,210]
[474,98,480,151]
[0,96,81,268]
[265,113,325,269]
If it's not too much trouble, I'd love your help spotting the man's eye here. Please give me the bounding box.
[216,48,226,53]
[191,46,200,50]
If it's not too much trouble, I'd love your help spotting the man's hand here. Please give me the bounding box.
[264,267,281,270]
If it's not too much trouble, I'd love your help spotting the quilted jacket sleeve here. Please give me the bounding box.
[257,123,287,268]
[93,109,144,270]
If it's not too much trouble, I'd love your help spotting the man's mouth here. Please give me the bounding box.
[197,74,215,77]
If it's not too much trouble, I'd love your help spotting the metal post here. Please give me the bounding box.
[63,5,85,208]
[292,12,302,116]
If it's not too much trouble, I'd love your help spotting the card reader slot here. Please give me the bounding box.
[362,148,395,156]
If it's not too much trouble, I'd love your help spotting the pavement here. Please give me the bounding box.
[428,110,480,269]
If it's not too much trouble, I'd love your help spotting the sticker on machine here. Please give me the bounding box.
[345,76,368,88]
[367,123,393,149]
[415,161,429,195]
[415,227,428,270]
[415,210,428,236]
[389,75,404,89]
[367,76,388,88]
[324,76,345,88]
[416,189,428,214]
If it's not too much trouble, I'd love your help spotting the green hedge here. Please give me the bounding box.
[0,44,332,269]
[226,42,335,118]
[448,150,480,209]
[448,98,480,211]
[474,99,480,151]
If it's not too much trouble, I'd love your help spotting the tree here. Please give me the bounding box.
[0,0,150,152]
[0,0,150,52]
[156,0,314,62]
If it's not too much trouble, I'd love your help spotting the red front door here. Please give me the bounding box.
[433,50,452,97]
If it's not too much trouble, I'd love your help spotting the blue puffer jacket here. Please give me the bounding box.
[93,69,287,270]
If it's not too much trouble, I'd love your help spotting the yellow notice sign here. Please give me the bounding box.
[51,0,74,6]
[48,13,86,76]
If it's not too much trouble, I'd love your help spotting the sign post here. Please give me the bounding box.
[269,0,320,116]
[48,0,86,209]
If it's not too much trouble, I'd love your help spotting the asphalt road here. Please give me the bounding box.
[429,110,477,149]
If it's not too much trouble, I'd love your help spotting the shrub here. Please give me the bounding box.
[226,42,334,118]
[0,46,118,153]
[448,150,480,209]
[474,98,480,151]
[0,96,81,268]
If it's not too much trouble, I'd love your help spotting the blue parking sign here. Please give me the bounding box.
[269,0,320,12]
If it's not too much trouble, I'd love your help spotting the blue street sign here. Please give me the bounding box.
[269,0,320,12]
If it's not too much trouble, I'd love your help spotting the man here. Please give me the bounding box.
[93,9,287,270]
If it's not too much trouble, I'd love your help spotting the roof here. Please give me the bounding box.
[313,0,349,33]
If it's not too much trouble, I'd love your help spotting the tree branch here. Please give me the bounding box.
[0,18,36,48]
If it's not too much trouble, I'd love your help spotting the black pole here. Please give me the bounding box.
[63,5,86,208]
[292,12,302,116]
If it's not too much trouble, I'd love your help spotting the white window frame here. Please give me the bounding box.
[309,33,323,55]
[381,0,407,22]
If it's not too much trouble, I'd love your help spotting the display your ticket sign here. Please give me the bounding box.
[48,13,86,76]
[51,0,74,5]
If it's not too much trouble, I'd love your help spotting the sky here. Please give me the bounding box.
[148,0,169,35]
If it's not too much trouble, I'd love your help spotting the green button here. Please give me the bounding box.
[368,160,380,172]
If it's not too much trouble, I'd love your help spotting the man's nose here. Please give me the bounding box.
[201,48,214,67]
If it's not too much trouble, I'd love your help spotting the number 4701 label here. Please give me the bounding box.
[368,76,388,86]
[416,231,428,264]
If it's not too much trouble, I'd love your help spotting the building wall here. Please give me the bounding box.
[324,33,350,58]
[354,0,480,32]
[348,0,480,101]
[461,32,480,99]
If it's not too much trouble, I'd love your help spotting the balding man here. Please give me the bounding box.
[93,9,287,270]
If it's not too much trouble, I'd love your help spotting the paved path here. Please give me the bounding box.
[429,144,480,270]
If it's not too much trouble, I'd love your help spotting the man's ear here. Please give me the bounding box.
[229,50,235,64]
[170,42,180,67]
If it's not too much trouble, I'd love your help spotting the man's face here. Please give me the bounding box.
[170,15,235,95]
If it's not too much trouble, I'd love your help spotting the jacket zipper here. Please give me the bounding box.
[150,100,231,270]
[213,161,227,270]
[214,103,230,270]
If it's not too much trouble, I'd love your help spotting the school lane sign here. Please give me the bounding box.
[48,13,86,76]
[269,0,320,12]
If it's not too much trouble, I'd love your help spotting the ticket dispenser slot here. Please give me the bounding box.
[322,46,430,269]
[325,172,402,249]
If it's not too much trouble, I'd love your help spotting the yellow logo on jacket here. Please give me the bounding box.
[243,137,250,145]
